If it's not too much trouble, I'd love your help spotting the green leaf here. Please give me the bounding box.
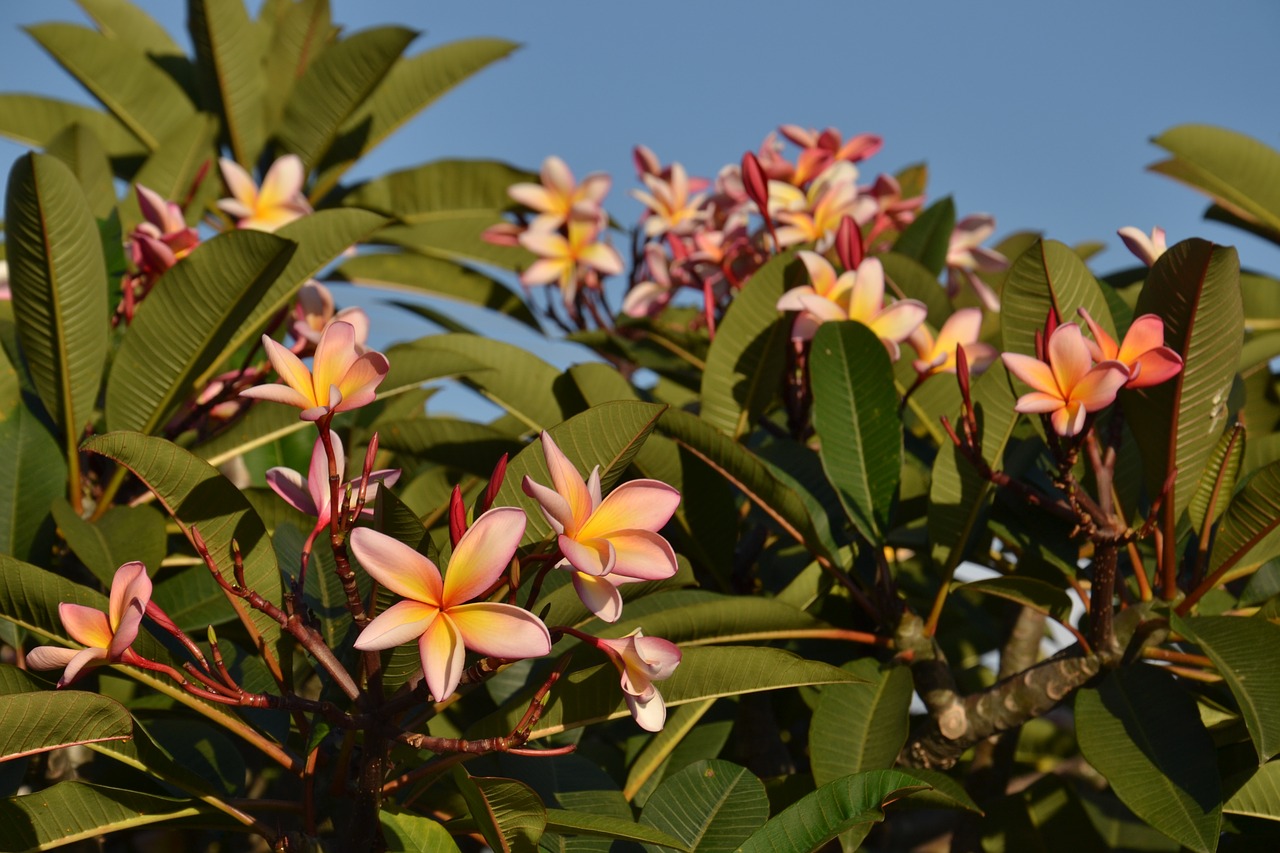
[50,502,167,587]
[605,592,831,646]
[343,158,530,221]
[1076,665,1222,853]
[202,208,389,381]
[893,196,955,277]
[490,400,666,543]
[260,0,333,133]
[77,0,184,56]
[25,23,196,150]
[0,781,217,849]
[1127,239,1242,521]
[278,25,416,170]
[382,809,463,852]
[0,692,132,761]
[0,95,144,159]
[957,576,1073,624]
[121,112,219,231]
[639,760,768,853]
[810,320,901,541]
[1175,614,1280,763]
[1208,459,1280,584]
[1151,124,1280,239]
[470,647,860,740]
[738,770,934,853]
[1224,760,1280,821]
[699,250,794,439]
[6,152,109,472]
[453,770,546,853]
[189,0,267,166]
[376,214,531,268]
[379,417,523,475]
[810,661,913,786]
[44,123,116,220]
[1187,423,1244,536]
[314,38,521,195]
[927,361,1021,567]
[83,432,284,653]
[544,809,690,851]
[658,408,833,562]
[0,377,65,563]
[879,252,951,330]
[1001,238,1115,358]
[623,698,717,802]
[105,229,295,435]
[333,251,540,330]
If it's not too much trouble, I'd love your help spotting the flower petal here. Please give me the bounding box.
[59,603,112,649]
[776,285,817,312]
[1115,315,1168,364]
[353,600,438,651]
[442,507,526,606]
[1048,324,1093,395]
[266,467,317,516]
[239,382,313,409]
[1125,347,1183,388]
[847,258,886,322]
[333,351,390,412]
[559,535,615,577]
[59,647,108,688]
[522,475,571,534]
[448,602,551,659]
[349,528,442,605]
[107,562,151,634]
[420,613,465,701]
[1015,391,1066,414]
[867,299,928,344]
[260,335,316,404]
[1073,362,1128,412]
[600,530,678,581]
[540,432,592,531]
[799,251,837,297]
[25,645,79,672]
[572,571,624,623]
[1077,308,1119,361]
[578,480,680,539]
[219,158,257,207]
[309,432,340,514]
[1051,402,1087,437]
[258,155,305,210]
[311,322,359,404]
[625,688,667,731]
[1001,352,1058,396]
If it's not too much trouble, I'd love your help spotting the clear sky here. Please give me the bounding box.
[2,1,1279,311]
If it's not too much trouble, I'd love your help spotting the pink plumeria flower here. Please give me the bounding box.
[130,184,200,274]
[1117,226,1167,267]
[769,162,861,250]
[240,320,389,421]
[217,155,313,232]
[1077,309,1183,389]
[1001,323,1129,437]
[622,243,676,318]
[28,562,152,688]
[350,509,552,701]
[292,281,370,354]
[777,252,928,358]
[946,214,1008,312]
[521,432,680,623]
[519,220,624,301]
[778,125,883,186]
[596,628,682,731]
[267,431,400,550]
[632,162,707,238]
[909,308,997,378]
[508,156,611,231]
[0,260,9,301]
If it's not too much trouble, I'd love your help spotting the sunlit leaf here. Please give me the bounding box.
[453,770,545,853]
[893,196,954,277]
[189,0,267,166]
[0,95,144,159]
[639,760,767,853]
[339,158,528,221]
[1208,459,1280,584]
[810,661,912,786]
[44,123,116,220]
[381,809,463,852]
[1151,124,1280,239]
[1224,760,1280,822]
[0,691,132,762]
[0,781,219,849]
[1001,238,1115,359]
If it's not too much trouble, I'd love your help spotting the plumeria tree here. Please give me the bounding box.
[1,2,1280,852]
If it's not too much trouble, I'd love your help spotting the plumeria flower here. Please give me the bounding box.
[130,184,200,275]
[945,214,1008,312]
[350,509,552,701]
[596,629,682,731]
[267,431,400,550]
[519,220,624,302]
[1117,226,1167,267]
[0,260,9,301]
[217,155,313,232]
[522,432,680,623]
[508,156,611,231]
[778,125,883,186]
[632,162,707,237]
[1001,323,1129,437]
[777,252,928,358]
[622,243,676,318]
[240,320,389,421]
[292,281,370,353]
[1077,309,1182,389]
[909,308,998,378]
[28,562,152,688]
[769,162,861,250]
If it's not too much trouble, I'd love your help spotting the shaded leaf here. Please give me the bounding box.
[957,576,1073,624]
[382,809,463,852]
[880,251,951,330]
[0,692,132,762]
[1224,760,1280,822]
[50,502,167,587]
[0,375,64,563]
[544,809,689,851]
[121,112,219,231]
[810,661,913,786]
[1187,422,1244,536]
[893,196,955,277]
[454,770,546,853]
[1208,459,1280,583]
[639,760,768,853]
[0,781,215,850]
[44,123,116,220]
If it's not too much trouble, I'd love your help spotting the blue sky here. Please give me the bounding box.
[2,1,1279,312]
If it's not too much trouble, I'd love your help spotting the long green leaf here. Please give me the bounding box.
[810,661,913,786]
[810,320,901,541]
[1175,614,1280,763]
[83,432,284,652]
[314,38,521,195]
[189,0,267,166]
[1000,238,1115,358]
[260,0,333,133]
[1224,760,1280,822]
[278,25,416,170]
[605,592,831,646]
[0,692,132,762]
[0,95,144,158]
[333,251,540,330]
[957,576,1073,624]
[45,123,116,220]
[6,152,108,483]
[638,760,768,853]
[376,214,531,268]
[738,770,934,853]
[879,251,951,329]
[470,647,859,740]
[544,809,689,851]
[453,770,545,853]
[341,158,530,221]
[699,250,794,438]
[1075,665,1222,853]
[77,0,184,56]
[25,23,196,150]
[381,809,463,852]
[1127,239,1241,521]
[0,357,64,563]
[893,196,955,277]
[379,417,523,474]
[1151,125,1280,239]
[105,229,295,435]
[121,112,219,231]
[0,782,218,850]
[1187,423,1244,536]
[1208,459,1280,582]
[50,501,167,587]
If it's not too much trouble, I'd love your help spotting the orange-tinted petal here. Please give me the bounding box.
[578,480,680,539]
[420,613,464,701]
[572,571,624,622]
[1125,347,1183,388]
[259,335,317,405]
[1072,362,1128,412]
[442,507,526,606]
[1001,352,1058,396]
[604,530,678,581]
[448,602,551,659]
[348,528,442,605]
[311,322,359,405]
[353,600,438,651]
[560,535,615,577]
[541,432,592,531]
[59,603,112,649]
[1047,324,1093,395]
